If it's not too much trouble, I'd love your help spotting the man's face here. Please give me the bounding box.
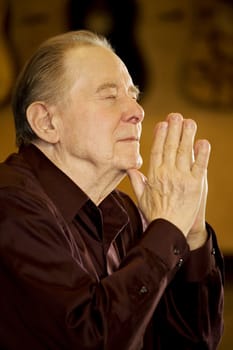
[56,45,144,174]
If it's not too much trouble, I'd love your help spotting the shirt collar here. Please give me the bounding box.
[19,145,130,232]
[20,144,89,222]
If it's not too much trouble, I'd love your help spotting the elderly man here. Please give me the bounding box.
[0,30,224,349]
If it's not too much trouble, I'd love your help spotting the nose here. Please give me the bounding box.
[122,99,145,124]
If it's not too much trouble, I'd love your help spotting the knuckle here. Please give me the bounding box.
[151,149,162,157]
[177,146,188,156]
[164,143,175,152]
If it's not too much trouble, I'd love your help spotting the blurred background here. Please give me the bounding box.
[0,0,232,348]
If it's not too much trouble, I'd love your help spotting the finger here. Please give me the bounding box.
[176,119,197,171]
[192,140,211,178]
[163,113,183,166]
[147,121,168,180]
[127,169,147,202]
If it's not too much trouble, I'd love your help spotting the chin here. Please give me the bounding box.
[114,151,143,171]
[123,155,143,171]
[137,155,143,168]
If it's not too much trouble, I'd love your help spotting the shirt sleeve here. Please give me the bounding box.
[149,222,224,349]
[119,193,224,349]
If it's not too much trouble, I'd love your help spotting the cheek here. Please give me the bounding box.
[61,105,118,152]
[90,118,116,144]
[79,122,115,158]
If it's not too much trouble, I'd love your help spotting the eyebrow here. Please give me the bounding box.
[96,82,140,98]
[96,83,118,93]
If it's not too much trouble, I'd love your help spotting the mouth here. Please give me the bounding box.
[118,137,140,142]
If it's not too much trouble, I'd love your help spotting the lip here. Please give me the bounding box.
[118,137,140,142]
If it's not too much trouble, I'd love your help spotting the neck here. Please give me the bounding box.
[82,170,126,205]
[33,142,126,205]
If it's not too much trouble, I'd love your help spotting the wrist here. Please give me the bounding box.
[187,228,208,251]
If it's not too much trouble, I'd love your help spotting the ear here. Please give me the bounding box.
[26,102,60,144]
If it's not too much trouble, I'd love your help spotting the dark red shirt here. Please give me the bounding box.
[0,145,224,349]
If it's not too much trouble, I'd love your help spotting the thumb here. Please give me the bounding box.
[127,169,147,202]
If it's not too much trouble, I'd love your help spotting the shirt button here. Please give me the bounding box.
[138,285,148,295]
[211,248,216,255]
[173,247,180,255]
[177,258,183,268]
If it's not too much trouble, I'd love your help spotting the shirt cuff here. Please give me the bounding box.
[140,218,190,273]
[179,223,217,282]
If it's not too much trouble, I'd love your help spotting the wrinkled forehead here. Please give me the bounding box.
[63,45,133,87]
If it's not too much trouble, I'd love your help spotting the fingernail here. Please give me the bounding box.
[160,121,168,129]
[170,113,183,121]
[184,119,196,129]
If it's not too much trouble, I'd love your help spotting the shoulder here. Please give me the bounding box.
[0,151,35,190]
[0,164,69,259]
[0,155,58,222]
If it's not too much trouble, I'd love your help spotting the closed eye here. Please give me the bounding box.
[106,94,117,99]
[96,83,118,100]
